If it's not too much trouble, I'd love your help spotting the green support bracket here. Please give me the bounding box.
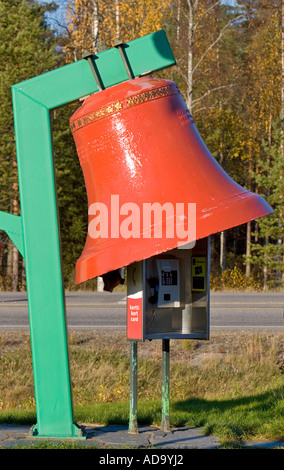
[0,30,175,439]
[0,212,24,257]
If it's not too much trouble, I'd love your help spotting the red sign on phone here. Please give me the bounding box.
[127,296,143,340]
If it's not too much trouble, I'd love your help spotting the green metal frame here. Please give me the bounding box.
[0,30,175,439]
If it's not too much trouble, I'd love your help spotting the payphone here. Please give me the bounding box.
[127,237,210,342]
[127,237,210,432]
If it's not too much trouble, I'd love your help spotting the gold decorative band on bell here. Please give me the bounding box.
[70,84,180,132]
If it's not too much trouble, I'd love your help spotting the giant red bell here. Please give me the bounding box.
[70,75,272,284]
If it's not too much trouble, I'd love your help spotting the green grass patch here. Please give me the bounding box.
[0,409,36,425]
[0,330,283,446]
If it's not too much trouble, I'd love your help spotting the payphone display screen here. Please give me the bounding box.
[161,270,178,286]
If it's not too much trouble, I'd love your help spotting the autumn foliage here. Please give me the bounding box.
[0,0,283,290]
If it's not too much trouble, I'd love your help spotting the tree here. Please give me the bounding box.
[64,0,169,61]
[250,121,284,287]
[238,0,282,286]
[0,0,59,290]
[164,2,246,273]
[44,0,283,289]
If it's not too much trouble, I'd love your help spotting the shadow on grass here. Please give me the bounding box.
[171,386,284,442]
[172,386,283,417]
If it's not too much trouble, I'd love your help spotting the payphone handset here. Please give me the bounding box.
[155,258,180,308]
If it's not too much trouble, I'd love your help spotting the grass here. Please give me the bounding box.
[0,329,283,447]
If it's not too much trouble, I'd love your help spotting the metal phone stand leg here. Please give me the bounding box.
[161,338,171,432]
[129,340,138,433]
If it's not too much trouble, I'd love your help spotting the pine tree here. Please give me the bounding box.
[0,0,59,290]
[250,120,284,288]
[238,0,282,287]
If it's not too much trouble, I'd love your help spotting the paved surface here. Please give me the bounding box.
[0,424,221,449]
[1,424,284,449]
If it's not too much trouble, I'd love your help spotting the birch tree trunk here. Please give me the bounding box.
[177,0,181,43]
[12,244,19,291]
[245,156,252,279]
[115,0,120,40]
[186,0,196,112]
[185,1,226,112]
[263,235,269,291]
[92,0,100,52]
[245,221,251,279]
[97,276,104,292]
[220,231,226,274]
[12,159,19,291]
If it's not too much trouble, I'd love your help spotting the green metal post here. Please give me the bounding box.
[0,30,175,439]
[161,339,171,432]
[12,91,83,439]
[129,341,138,434]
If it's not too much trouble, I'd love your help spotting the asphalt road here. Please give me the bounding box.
[0,291,283,331]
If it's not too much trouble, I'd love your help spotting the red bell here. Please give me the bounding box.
[70,75,272,284]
